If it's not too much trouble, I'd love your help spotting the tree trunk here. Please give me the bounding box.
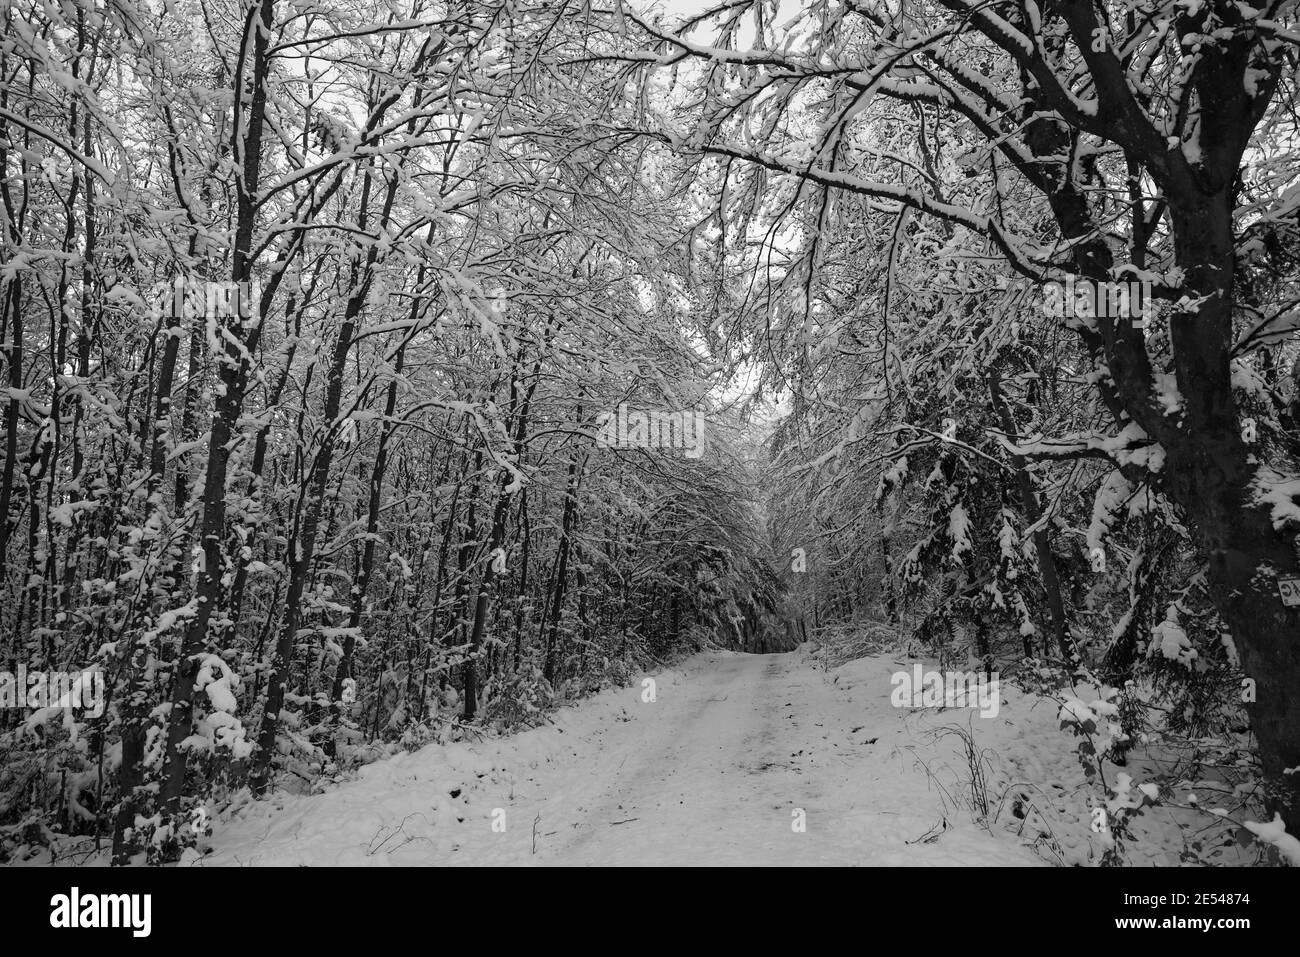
[159,0,275,819]
[1158,188,1300,834]
[544,442,584,685]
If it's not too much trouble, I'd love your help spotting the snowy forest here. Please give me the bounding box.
[0,0,1298,869]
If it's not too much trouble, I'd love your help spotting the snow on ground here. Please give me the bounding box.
[198,647,1025,866]
[192,644,1255,866]
[825,654,1257,867]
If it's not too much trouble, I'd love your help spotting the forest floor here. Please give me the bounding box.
[199,647,1077,866]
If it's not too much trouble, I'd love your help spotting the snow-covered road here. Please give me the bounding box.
[203,649,1044,866]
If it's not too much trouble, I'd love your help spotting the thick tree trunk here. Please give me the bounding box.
[1157,190,1300,833]
[159,0,275,819]
[1015,50,1300,829]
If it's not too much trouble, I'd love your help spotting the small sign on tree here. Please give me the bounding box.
[1279,577,1300,607]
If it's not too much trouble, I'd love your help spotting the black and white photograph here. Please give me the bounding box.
[0,0,1296,902]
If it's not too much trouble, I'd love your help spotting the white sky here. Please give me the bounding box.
[639,0,727,20]
[627,0,798,421]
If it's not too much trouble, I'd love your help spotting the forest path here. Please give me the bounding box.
[205,649,1040,866]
